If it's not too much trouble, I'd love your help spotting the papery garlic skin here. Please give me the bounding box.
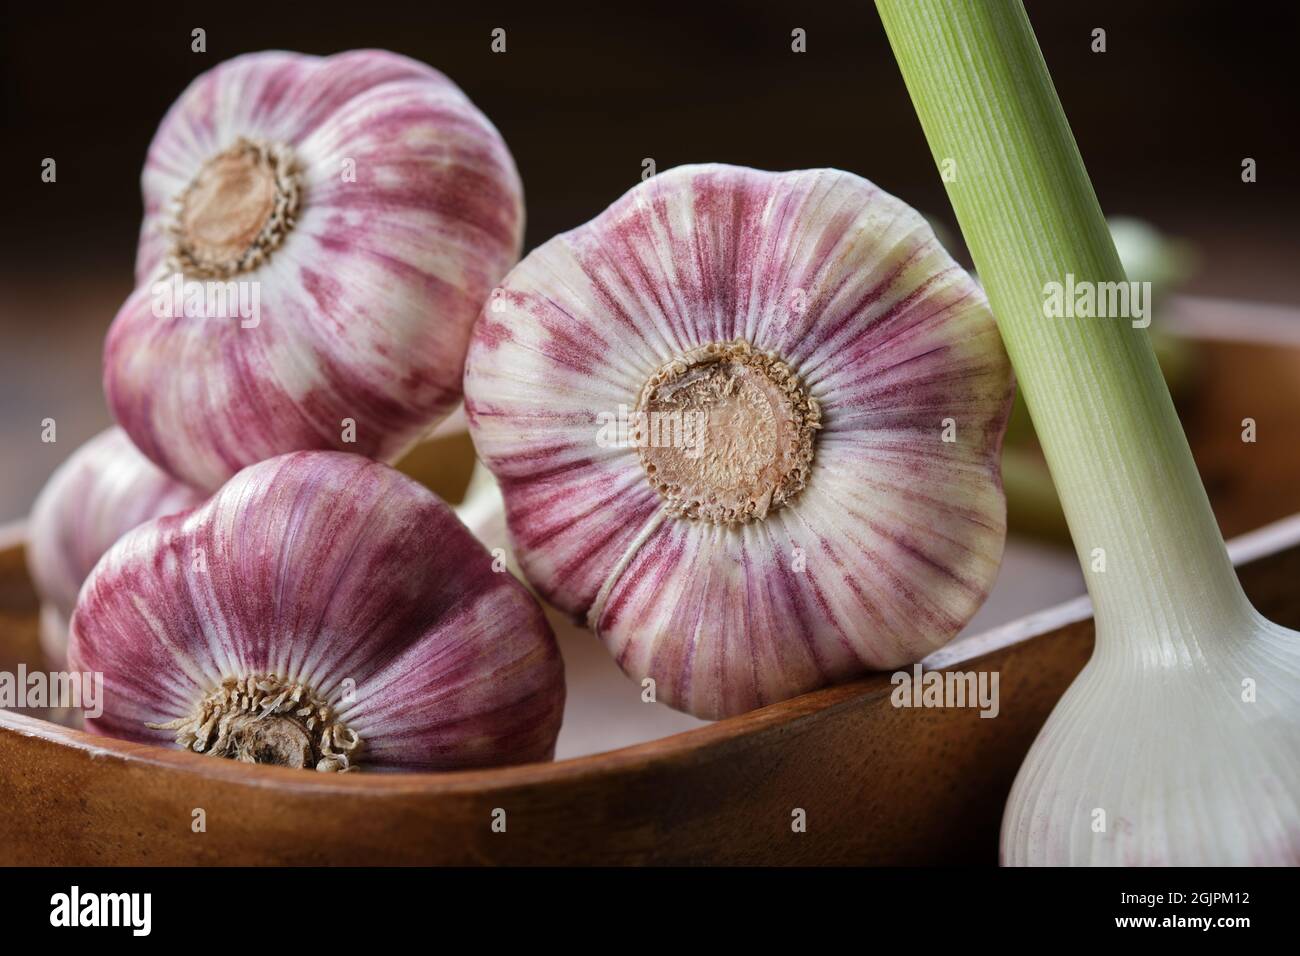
[106,49,524,492]
[67,451,564,771]
[1002,609,1300,866]
[27,427,205,668]
[453,461,713,755]
[465,164,1013,719]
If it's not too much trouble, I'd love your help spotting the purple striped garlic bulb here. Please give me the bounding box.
[105,49,524,492]
[67,451,564,772]
[464,164,1013,719]
[27,427,205,668]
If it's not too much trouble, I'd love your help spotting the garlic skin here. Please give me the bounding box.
[27,427,205,668]
[106,50,525,492]
[453,461,712,753]
[464,164,1013,719]
[1002,607,1300,865]
[67,451,564,771]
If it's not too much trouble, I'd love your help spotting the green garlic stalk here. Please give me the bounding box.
[877,0,1299,865]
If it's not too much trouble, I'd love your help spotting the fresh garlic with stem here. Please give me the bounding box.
[878,0,1300,864]
[67,451,565,772]
[26,427,205,668]
[106,49,524,492]
[465,164,1014,719]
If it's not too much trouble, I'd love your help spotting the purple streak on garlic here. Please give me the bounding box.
[67,451,564,771]
[106,49,525,492]
[27,427,205,668]
[464,164,1013,719]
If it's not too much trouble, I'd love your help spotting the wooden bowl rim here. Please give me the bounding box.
[5,477,1299,797]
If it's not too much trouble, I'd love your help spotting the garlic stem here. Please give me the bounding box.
[875,0,1250,642]
[877,0,1300,865]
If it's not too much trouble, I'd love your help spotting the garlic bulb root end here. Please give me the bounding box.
[635,339,821,526]
[148,673,361,773]
[167,137,301,279]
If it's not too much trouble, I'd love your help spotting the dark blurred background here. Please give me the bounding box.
[3,0,1299,521]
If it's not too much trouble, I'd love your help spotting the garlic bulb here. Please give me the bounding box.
[67,451,564,771]
[1002,606,1300,865]
[464,164,1013,719]
[27,427,204,668]
[105,49,524,492]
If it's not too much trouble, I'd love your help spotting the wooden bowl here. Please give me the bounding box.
[2,517,1298,865]
[2,300,1299,865]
